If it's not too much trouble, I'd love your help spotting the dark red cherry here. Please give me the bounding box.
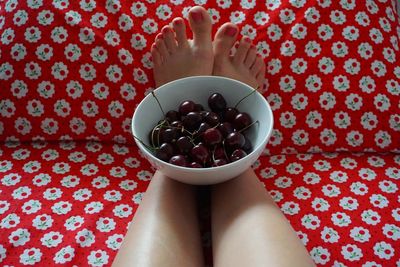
[204,111,220,127]
[223,107,238,122]
[213,146,227,160]
[179,100,195,115]
[155,143,174,161]
[212,158,228,167]
[149,126,162,147]
[189,162,203,168]
[230,149,247,162]
[182,112,202,131]
[218,122,234,137]
[169,155,187,167]
[191,144,210,164]
[233,112,252,130]
[197,122,211,136]
[160,128,178,143]
[226,132,245,149]
[208,93,227,112]
[165,110,180,122]
[176,136,193,154]
[203,128,223,146]
[194,103,204,112]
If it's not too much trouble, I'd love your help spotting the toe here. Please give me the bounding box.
[250,56,264,76]
[244,45,257,68]
[172,18,189,48]
[155,36,169,59]
[188,6,212,46]
[233,36,252,65]
[151,44,162,66]
[256,63,266,89]
[213,23,239,58]
[162,26,178,53]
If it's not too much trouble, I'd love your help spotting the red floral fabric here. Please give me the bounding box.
[0,143,399,266]
[0,1,399,153]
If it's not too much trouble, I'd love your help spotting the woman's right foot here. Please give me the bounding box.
[213,23,266,89]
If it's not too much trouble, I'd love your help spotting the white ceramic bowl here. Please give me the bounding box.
[132,76,273,185]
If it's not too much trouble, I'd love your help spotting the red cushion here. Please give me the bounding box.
[0,142,399,266]
[1,1,399,153]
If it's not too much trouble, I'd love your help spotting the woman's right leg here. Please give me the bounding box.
[211,168,315,267]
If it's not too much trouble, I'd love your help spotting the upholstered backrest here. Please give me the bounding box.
[0,1,399,153]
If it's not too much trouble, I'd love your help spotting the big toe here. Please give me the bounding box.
[213,23,239,58]
[188,6,212,46]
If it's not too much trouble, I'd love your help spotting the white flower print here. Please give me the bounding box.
[104,30,120,46]
[294,186,311,200]
[340,197,358,211]
[65,10,81,26]
[333,112,351,129]
[26,100,44,117]
[120,83,136,101]
[105,0,120,14]
[344,59,360,75]
[369,28,383,44]
[330,10,346,25]
[370,194,389,209]
[95,119,112,135]
[106,234,124,251]
[374,130,391,148]
[355,11,370,26]
[318,57,335,74]
[360,112,378,130]
[321,226,339,243]
[280,40,296,56]
[130,33,147,50]
[311,197,330,211]
[0,63,14,80]
[14,10,29,26]
[142,18,158,34]
[64,215,84,231]
[290,58,307,74]
[346,131,363,147]
[254,11,269,25]
[265,0,281,10]
[12,148,31,160]
[345,93,363,110]
[319,92,336,110]
[382,224,400,241]
[291,93,308,110]
[318,24,334,40]
[306,111,322,129]
[43,187,62,200]
[32,173,51,187]
[24,26,41,43]
[52,201,72,215]
[51,62,68,80]
[304,7,320,23]
[374,94,390,112]
[329,171,348,183]
[331,212,351,227]
[9,228,31,247]
[281,201,300,215]
[87,250,109,267]
[156,4,172,20]
[37,10,54,26]
[73,188,92,201]
[106,65,122,83]
[96,217,116,233]
[358,168,376,181]
[279,75,295,92]
[11,43,27,61]
[361,209,381,225]
[279,8,295,24]
[274,176,292,188]
[85,201,104,214]
[371,60,386,77]
[266,93,282,110]
[267,24,282,41]
[301,214,320,230]
[379,180,398,194]
[305,41,321,58]
[310,246,330,264]
[303,172,321,185]
[70,117,86,134]
[91,176,110,189]
[350,182,368,195]
[1,28,15,45]
[76,228,96,247]
[22,199,41,214]
[322,184,340,198]
[118,48,133,65]
[118,13,133,31]
[33,214,53,230]
[113,204,133,218]
[41,231,63,248]
[373,241,394,260]
[53,245,75,264]
[131,2,147,17]
[64,43,81,62]
[36,44,53,61]
[24,62,41,80]
[342,26,359,41]
[61,175,80,188]
[359,76,375,93]
[228,10,244,24]
[12,186,32,199]
[279,112,296,128]
[19,248,42,265]
[350,227,371,243]
[367,155,385,167]
[341,244,363,261]
[90,12,107,28]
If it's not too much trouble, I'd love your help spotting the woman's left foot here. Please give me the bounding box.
[151,6,214,87]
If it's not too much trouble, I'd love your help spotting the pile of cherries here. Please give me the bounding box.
[148,93,254,168]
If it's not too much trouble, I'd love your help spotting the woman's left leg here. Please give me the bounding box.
[112,171,204,267]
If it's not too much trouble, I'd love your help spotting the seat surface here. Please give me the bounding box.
[0,141,399,266]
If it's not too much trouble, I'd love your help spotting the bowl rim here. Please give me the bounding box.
[132,75,274,172]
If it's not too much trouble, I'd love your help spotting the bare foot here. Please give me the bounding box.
[213,23,266,89]
[151,6,214,87]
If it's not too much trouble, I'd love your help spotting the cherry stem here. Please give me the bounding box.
[234,88,258,109]
[151,91,166,117]
[150,120,167,147]
[132,134,156,153]
[238,120,259,133]
[222,140,229,161]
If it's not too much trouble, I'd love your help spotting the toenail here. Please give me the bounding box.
[244,37,251,43]
[190,10,203,22]
[174,19,183,25]
[162,27,170,34]
[225,26,237,37]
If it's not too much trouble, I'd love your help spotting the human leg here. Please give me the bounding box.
[112,171,204,267]
[211,168,315,267]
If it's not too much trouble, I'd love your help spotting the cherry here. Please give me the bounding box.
[197,122,211,136]
[169,155,187,167]
[208,93,227,112]
[182,112,202,131]
[230,149,247,162]
[160,128,178,143]
[223,107,238,122]
[213,146,227,160]
[179,100,195,115]
[204,111,220,127]
[226,132,245,149]
[212,158,228,167]
[170,120,183,129]
[233,112,252,130]
[176,136,193,154]
[191,144,210,164]
[194,103,204,111]
[149,126,162,146]
[203,128,223,146]
[155,143,174,161]
[189,162,202,168]
[166,110,180,122]
[218,122,234,137]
